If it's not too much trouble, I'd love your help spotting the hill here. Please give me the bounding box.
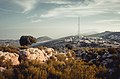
[88,31,112,37]
[37,36,52,42]
[0,40,19,47]
[88,31,120,43]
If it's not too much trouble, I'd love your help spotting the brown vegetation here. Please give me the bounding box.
[0,46,120,79]
[0,46,19,53]
[0,59,108,79]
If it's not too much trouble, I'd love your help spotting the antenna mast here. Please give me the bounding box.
[78,17,80,38]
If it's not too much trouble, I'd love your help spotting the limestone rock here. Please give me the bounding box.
[0,67,6,72]
[19,48,54,62]
[0,51,20,65]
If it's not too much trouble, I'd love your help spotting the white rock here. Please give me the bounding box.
[0,67,6,72]
[45,48,54,57]
[19,48,54,62]
[0,51,20,65]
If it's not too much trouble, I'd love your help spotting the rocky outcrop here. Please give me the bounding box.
[0,51,20,65]
[19,48,55,62]
[0,47,74,66]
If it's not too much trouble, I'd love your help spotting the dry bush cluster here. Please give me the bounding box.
[0,46,19,53]
[0,59,108,79]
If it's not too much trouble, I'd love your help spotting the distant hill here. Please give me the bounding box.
[37,36,52,42]
[88,31,120,42]
[0,40,19,47]
[88,31,112,37]
[82,31,98,36]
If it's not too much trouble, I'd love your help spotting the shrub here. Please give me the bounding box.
[0,47,120,79]
[0,46,19,53]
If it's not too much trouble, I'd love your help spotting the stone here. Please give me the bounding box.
[19,48,54,62]
[0,67,6,72]
[0,51,20,65]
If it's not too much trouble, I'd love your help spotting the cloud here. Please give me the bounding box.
[39,0,120,18]
[42,1,72,4]
[118,12,120,14]
[40,0,93,4]
[6,0,120,23]
[31,19,41,23]
[95,19,120,25]
[27,14,37,19]
[0,7,21,14]
[40,5,106,18]
[13,0,37,13]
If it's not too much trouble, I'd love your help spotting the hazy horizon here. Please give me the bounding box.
[0,0,120,39]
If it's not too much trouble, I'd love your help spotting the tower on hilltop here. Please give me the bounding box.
[78,17,80,41]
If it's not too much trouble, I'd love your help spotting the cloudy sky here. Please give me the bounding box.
[0,0,120,39]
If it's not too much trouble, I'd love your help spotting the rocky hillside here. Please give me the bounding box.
[0,46,120,79]
[0,40,19,47]
[33,35,80,52]
[88,31,120,43]
[88,31,112,37]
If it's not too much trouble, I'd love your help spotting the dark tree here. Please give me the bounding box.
[65,44,73,50]
[19,36,37,46]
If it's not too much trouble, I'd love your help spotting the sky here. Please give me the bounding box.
[0,0,120,39]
